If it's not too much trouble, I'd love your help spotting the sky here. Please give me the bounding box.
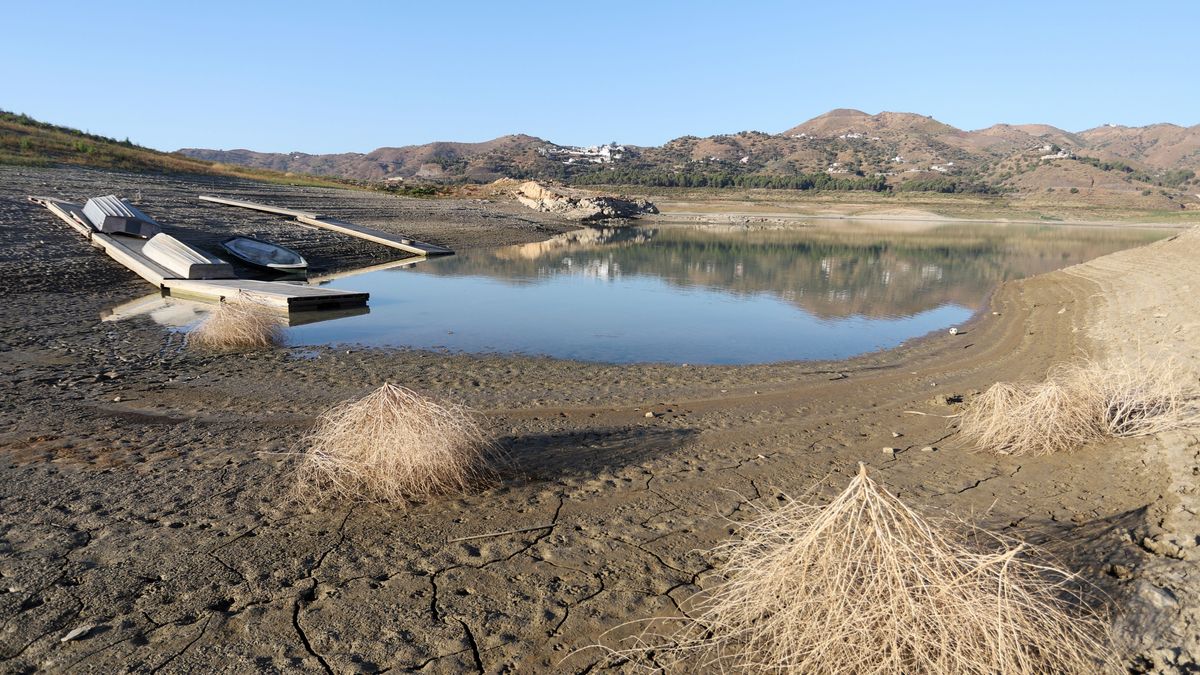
[3,1,1196,154]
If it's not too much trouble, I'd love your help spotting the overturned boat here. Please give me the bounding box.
[82,195,161,238]
[144,233,235,280]
[220,236,308,274]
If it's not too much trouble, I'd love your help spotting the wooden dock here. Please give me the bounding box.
[306,256,427,284]
[197,195,454,257]
[101,292,370,327]
[29,196,369,312]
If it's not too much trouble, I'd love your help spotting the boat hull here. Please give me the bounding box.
[220,236,308,273]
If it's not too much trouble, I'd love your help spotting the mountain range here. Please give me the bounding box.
[170,109,1196,198]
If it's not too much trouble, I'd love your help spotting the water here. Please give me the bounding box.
[285,222,1169,364]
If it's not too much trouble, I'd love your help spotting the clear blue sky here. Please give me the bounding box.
[3,1,1195,154]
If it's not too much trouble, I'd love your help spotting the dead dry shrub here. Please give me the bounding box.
[296,383,496,503]
[960,376,1101,456]
[961,356,1198,455]
[600,464,1116,674]
[187,297,285,352]
[1077,356,1199,438]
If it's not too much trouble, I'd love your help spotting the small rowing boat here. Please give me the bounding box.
[220,236,308,273]
[83,195,161,238]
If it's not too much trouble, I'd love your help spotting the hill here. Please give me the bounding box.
[182,134,569,184]
[1078,123,1200,171]
[9,107,1197,206]
[0,111,349,189]
[178,110,1200,203]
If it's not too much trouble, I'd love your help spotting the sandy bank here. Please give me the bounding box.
[652,207,1193,230]
[1062,230,1200,670]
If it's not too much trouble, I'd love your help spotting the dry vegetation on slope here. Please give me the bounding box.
[0,110,351,189]
[181,134,561,184]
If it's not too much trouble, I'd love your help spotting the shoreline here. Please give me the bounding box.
[1,166,1195,671]
[651,208,1196,229]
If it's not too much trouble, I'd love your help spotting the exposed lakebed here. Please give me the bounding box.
[278,222,1170,364]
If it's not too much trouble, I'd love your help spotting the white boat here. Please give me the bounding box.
[82,195,161,238]
[144,233,235,280]
[220,236,308,273]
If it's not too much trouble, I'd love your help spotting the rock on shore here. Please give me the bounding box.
[515,181,658,221]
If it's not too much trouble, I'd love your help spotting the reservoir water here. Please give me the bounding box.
[280,221,1169,364]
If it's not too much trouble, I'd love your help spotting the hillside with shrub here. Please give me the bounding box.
[0,110,347,188]
[178,109,1200,205]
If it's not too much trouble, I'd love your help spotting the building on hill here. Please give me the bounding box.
[539,143,625,165]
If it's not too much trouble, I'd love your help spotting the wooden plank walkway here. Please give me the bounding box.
[101,292,370,326]
[197,195,453,257]
[306,256,426,284]
[93,232,174,286]
[164,279,368,311]
[197,195,322,220]
[29,196,369,312]
[29,196,94,238]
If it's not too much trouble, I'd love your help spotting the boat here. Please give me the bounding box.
[82,194,161,238]
[220,236,308,273]
[143,233,235,280]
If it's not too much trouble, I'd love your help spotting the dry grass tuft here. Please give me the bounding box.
[603,464,1115,674]
[296,383,496,504]
[187,297,285,352]
[1079,356,1198,438]
[961,356,1198,455]
[960,375,1099,456]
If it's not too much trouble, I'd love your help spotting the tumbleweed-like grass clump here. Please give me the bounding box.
[296,383,495,503]
[605,464,1116,674]
[961,356,1198,455]
[959,375,1099,456]
[1077,356,1198,438]
[187,298,285,352]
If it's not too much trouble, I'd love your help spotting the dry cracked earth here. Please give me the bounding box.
[1,166,1197,673]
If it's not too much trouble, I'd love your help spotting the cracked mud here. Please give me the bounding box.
[1,166,1197,672]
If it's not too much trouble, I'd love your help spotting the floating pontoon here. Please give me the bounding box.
[197,195,453,257]
[28,195,368,312]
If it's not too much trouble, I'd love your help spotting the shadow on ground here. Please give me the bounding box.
[496,426,700,482]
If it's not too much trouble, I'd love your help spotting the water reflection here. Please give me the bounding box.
[287,222,1169,364]
[411,223,1167,320]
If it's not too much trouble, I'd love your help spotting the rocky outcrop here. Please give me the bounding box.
[515,181,657,221]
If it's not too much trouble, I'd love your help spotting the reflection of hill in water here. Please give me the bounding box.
[421,224,1169,319]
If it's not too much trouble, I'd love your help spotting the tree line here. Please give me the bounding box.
[1076,156,1195,187]
[572,168,889,191]
[570,168,1007,194]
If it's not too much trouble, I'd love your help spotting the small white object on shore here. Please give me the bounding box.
[948,327,959,335]
[61,625,93,642]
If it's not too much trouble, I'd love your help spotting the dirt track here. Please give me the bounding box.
[0,166,1196,673]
